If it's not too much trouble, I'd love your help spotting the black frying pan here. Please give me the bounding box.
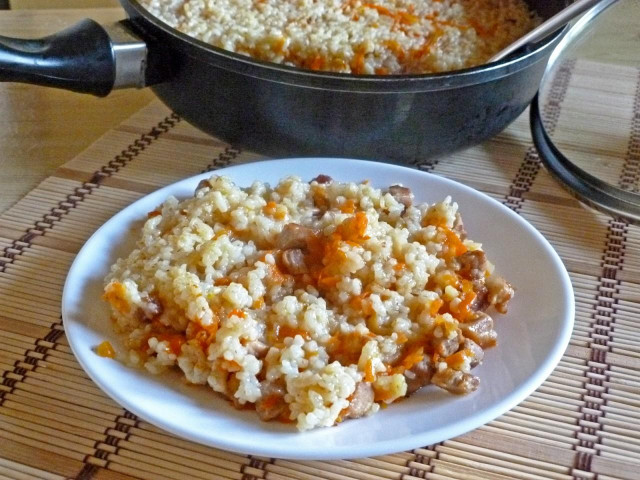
[0,0,568,162]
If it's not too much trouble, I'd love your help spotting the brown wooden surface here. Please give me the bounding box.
[0,8,154,213]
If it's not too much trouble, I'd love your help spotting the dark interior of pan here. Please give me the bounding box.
[121,0,569,163]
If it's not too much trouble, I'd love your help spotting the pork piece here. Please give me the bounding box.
[246,340,269,359]
[469,285,489,312]
[311,174,333,184]
[432,368,480,394]
[486,275,515,314]
[388,185,413,209]
[404,358,434,395]
[381,348,402,365]
[281,248,308,274]
[277,223,315,250]
[433,331,461,357]
[458,250,487,281]
[256,381,287,421]
[460,312,497,348]
[195,178,212,193]
[453,212,467,240]
[139,295,162,320]
[344,382,374,419]
[457,251,491,311]
[463,338,484,368]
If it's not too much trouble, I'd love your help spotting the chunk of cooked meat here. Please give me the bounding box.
[311,174,333,184]
[139,294,162,320]
[277,223,315,250]
[388,185,413,209]
[344,382,374,419]
[381,347,402,365]
[453,212,467,240]
[256,381,287,421]
[246,340,269,359]
[470,284,489,312]
[456,251,491,311]
[432,368,480,394]
[281,248,308,274]
[433,331,461,357]
[486,275,515,314]
[404,358,433,395]
[195,178,212,193]
[460,312,497,348]
[458,250,487,281]
[463,338,484,368]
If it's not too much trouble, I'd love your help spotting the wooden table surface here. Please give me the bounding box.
[0,8,154,213]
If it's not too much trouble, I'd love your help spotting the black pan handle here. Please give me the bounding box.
[0,19,158,97]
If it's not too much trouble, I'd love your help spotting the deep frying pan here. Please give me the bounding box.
[0,0,568,162]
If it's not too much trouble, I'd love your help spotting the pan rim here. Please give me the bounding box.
[122,0,567,89]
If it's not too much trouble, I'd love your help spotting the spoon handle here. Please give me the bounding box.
[489,0,610,62]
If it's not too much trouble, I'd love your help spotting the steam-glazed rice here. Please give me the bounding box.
[140,0,540,74]
[102,175,514,431]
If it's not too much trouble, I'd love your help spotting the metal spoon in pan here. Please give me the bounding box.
[490,0,614,62]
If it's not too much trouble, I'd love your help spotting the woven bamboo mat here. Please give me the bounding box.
[0,57,639,480]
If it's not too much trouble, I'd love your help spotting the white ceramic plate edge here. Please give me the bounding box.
[62,157,575,460]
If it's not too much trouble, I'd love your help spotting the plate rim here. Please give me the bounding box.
[62,157,575,460]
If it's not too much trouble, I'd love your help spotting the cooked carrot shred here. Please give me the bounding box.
[455,280,476,322]
[390,346,424,374]
[154,333,186,355]
[96,341,116,358]
[274,324,311,342]
[268,263,289,284]
[445,349,472,369]
[336,211,368,242]
[441,226,467,259]
[228,309,246,319]
[327,331,369,365]
[373,384,395,403]
[102,282,130,315]
[263,201,278,216]
[409,27,443,60]
[340,199,356,214]
[396,332,408,344]
[364,358,376,383]
[429,298,444,316]
[222,359,242,372]
[190,320,219,348]
[351,51,366,74]
[310,55,325,70]
[318,275,341,288]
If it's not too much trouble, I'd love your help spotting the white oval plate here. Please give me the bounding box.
[63,158,574,460]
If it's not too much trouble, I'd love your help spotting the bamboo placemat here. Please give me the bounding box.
[1,57,639,480]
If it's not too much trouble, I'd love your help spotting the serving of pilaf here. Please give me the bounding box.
[140,0,540,74]
[101,175,514,431]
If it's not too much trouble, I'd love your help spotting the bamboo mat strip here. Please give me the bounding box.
[1,58,639,480]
